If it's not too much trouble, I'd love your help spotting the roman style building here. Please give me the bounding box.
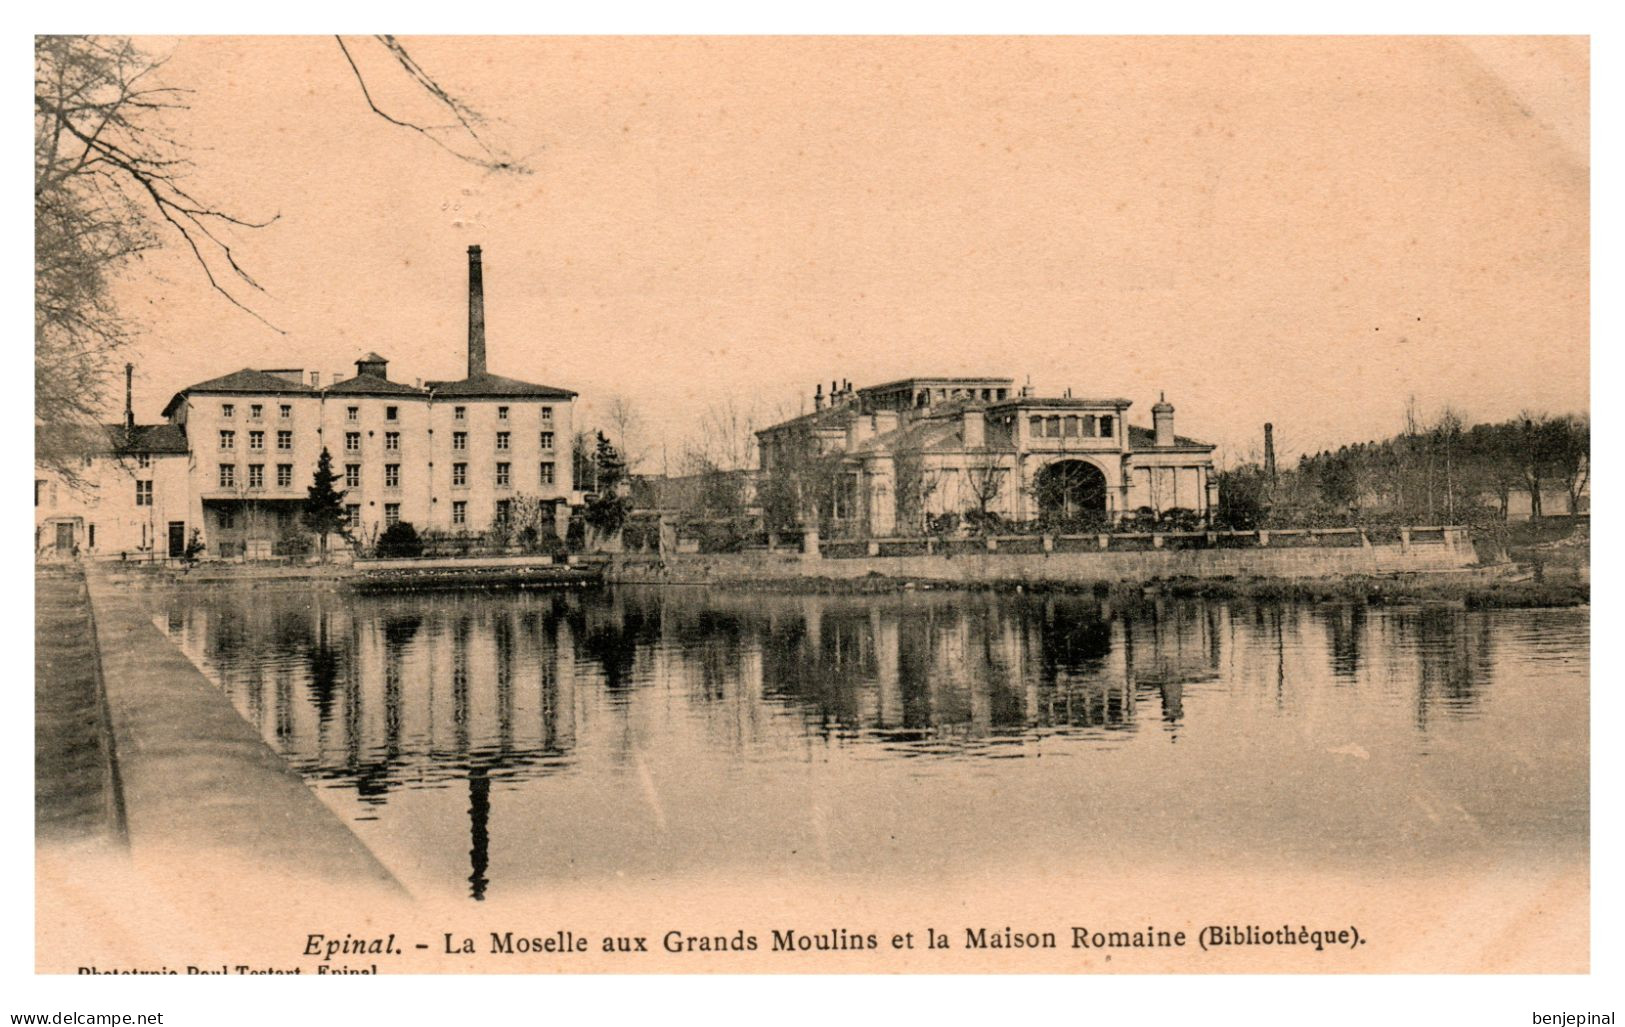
[38,247,577,561]
[756,376,1217,536]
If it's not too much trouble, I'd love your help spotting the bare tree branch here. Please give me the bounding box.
[336,35,531,175]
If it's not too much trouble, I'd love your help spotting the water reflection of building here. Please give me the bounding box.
[164,587,1504,898]
[171,594,583,794]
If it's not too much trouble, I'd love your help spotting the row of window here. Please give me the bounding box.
[346,498,529,530]
[216,462,558,490]
[223,429,559,453]
[219,403,293,420]
[218,429,295,451]
[217,464,298,489]
[1029,414,1115,439]
[223,402,557,423]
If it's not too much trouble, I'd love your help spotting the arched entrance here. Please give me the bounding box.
[1034,460,1108,524]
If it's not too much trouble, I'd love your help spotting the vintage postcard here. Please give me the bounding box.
[29,33,1590,999]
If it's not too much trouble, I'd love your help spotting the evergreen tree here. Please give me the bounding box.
[583,432,630,543]
[302,447,349,558]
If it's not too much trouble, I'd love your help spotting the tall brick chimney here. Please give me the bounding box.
[467,244,487,378]
[124,362,135,433]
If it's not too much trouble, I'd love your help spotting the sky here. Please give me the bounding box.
[108,35,1588,469]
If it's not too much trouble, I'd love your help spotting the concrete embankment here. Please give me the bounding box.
[80,567,403,894]
[607,536,1482,587]
[35,567,124,848]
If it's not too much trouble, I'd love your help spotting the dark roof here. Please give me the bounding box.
[115,423,189,454]
[424,372,576,400]
[36,423,189,458]
[755,400,864,437]
[176,368,317,395]
[163,368,317,417]
[323,373,427,397]
[1127,425,1213,451]
[851,416,985,456]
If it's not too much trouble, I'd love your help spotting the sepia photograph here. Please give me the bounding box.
[25,29,1594,1005]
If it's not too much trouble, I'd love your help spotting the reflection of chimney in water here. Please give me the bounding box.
[468,766,490,901]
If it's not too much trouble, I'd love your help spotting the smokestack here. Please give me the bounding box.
[468,244,487,378]
[1264,423,1277,482]
[814,383,824,411]
[123,362,135,433]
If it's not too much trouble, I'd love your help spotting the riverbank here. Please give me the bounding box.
[86,554,602,593]
[57,566,404,894]
[620,567,1585,609]
[34,567,123,848]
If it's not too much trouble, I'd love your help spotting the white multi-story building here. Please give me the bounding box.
[39,246,578,561]
[35,366,193,560]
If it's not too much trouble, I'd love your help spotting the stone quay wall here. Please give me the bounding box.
[607,529,1481,586]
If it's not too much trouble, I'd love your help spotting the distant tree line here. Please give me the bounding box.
[1217,408,1588,530]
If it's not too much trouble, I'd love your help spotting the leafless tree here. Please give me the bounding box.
[687,397,762,472]
[36,34,526,481]
[600,394,650,474]
[34,36,258,479]
[334,36,530,175]
[1433,407,1467,521]
[963,448,1007,530]
[1553,414,1590,514]
[891,450,942,536]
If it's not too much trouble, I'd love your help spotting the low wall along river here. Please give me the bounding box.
[609,527,1481,585]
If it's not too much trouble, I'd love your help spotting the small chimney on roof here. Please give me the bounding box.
[962,407,985,449]
[310,371,320,388]
[124,362,135,433]
[356,353,389,380]
[468,244,487,378]
[1153,392,1176,447]
[814,382,824,411]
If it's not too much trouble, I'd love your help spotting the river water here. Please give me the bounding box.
[157,586,1588,900]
